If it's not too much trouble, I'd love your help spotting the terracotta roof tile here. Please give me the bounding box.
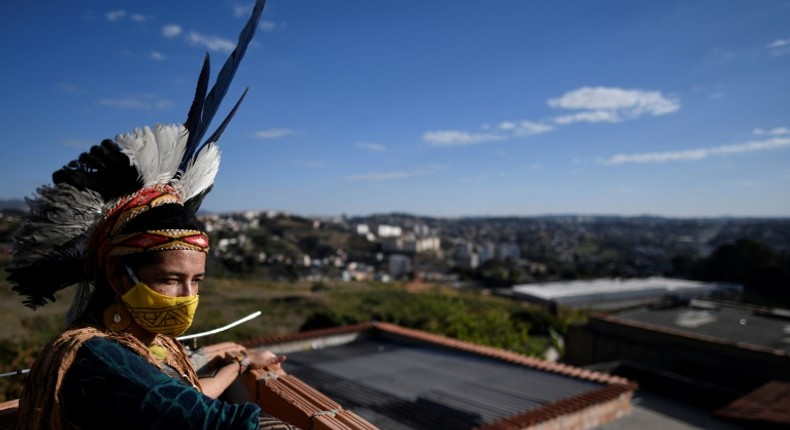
[0,400,18,430]
[244,366,378,430]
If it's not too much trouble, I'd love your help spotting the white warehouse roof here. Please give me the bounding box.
[510,277,740,309]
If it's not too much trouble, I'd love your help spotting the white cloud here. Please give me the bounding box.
[548,86,680,124]
[423,130,505,146]
[233,5,253,18]
[97,95,173,110]
[497,120,554,136]
[597,137,790,165]
[150,51,166,61]
[185,31,236,52]
[106,10,126,22]
[767,38,790,56]
[106,10,149,23]
[260,21,279,32]
[421,87,676,149]
[255,128,295,139]
[233,4,283,31]
[163,24,182,38]
[356,142,387,152]
[422,121,551,147]
[554,110,620,124]
[753,127,790,136]
[303,161,325,168]
[766,39,790,48]
[344,168,437,182]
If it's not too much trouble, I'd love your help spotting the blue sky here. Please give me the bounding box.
[1,1,789,217]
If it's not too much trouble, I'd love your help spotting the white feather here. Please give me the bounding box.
[174,144,221,201]
[115,124,187,186]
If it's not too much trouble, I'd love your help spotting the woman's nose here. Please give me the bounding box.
[184,282,197,296]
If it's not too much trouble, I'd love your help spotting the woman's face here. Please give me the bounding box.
[133,250,206,297]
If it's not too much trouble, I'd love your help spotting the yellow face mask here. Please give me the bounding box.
[121,266,199,337]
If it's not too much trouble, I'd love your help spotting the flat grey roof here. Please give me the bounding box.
[615,301,790,353]
[281,336,604,430]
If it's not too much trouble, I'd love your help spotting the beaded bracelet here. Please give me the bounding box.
[234,352,250,374]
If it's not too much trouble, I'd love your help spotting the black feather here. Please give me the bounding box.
[183,185,213,215]
[184,54,211,154]
[202,88,249,147]
[52,140,141,201]
[8,244,88,309]
[179,0,267,172]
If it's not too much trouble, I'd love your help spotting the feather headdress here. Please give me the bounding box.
[8,0,267,310]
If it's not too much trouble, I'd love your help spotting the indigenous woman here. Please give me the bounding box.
[7,1,299,428]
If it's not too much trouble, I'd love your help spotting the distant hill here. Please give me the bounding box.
[0,199,26,211]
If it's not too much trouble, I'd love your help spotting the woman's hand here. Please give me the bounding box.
[217,348,285,372]
[199,348,285,398]
[246,349,286,371]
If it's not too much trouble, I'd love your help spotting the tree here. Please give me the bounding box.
[695,239,790,305]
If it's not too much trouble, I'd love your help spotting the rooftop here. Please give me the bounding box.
[509,277,741,310]
[245,322,636,430]
[715,380,790,427]
[612,300,790,354]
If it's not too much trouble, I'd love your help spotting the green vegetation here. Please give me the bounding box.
[299,284,568,356]
[677,238,790,307]
[0,273,576,402]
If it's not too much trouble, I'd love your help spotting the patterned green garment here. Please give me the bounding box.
[59,337,261,429]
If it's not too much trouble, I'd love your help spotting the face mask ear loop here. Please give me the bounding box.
[124,265,141,284]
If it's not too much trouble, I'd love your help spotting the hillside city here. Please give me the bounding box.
[193,210,790,298]
[2,207,788,304]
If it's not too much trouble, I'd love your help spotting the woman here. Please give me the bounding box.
[8,0,300,428]
[16,203,298,429]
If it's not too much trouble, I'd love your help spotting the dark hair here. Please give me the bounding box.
[120,203,205,234]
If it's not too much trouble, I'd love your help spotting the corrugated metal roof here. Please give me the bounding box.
[614,301,790,353]
[282,336,604,430]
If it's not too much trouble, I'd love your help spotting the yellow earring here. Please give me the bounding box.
[103,303,132,332]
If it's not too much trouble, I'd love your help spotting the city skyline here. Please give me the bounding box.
[1,1,789,218]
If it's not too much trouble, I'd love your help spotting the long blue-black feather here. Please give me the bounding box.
[202,88,249,148]
[180,0,266,172]
[183,54,211,154]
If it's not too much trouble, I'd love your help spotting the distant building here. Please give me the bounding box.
[377,225,402,238]
[388,254,412,279]
[508,277,742,310]
[381,235,441,254]
[496,242,521,261]
[565,299,790,427]
[455,242,479,270]
[414,236,441,253]
[478,242,495,265]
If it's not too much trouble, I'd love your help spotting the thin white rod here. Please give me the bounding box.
[176,310,262,341]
